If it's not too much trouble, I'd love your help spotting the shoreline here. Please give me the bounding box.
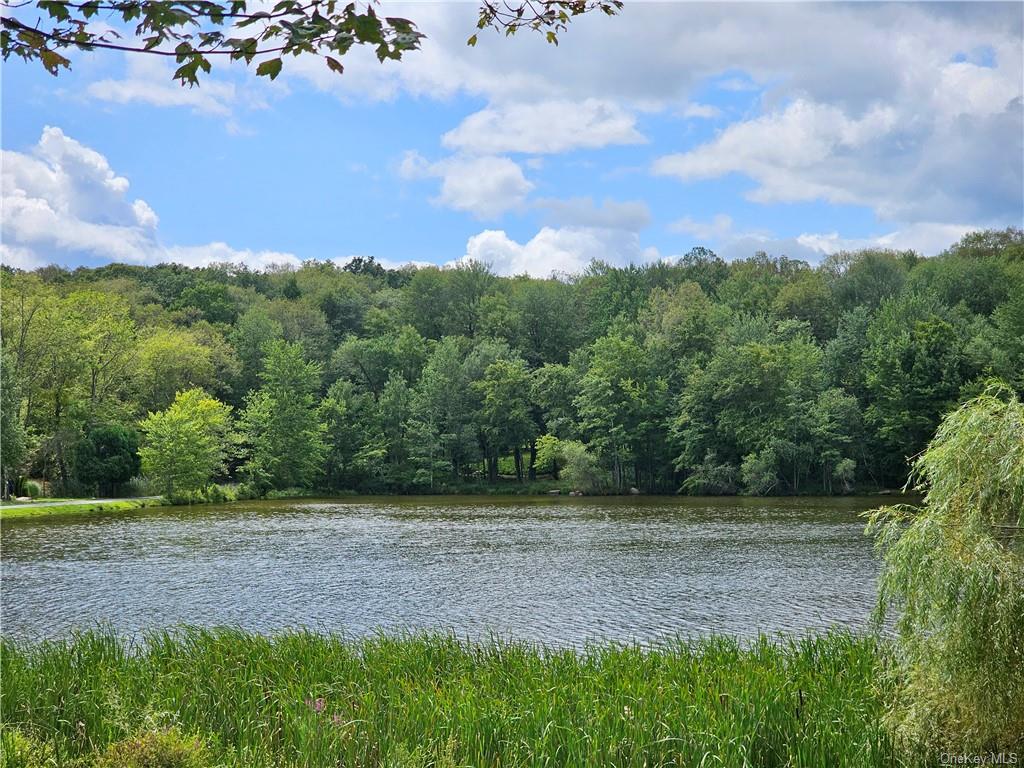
[0,489,913,521]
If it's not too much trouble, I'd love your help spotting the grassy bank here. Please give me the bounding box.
[0,629,914,768]
[0,498,164,521]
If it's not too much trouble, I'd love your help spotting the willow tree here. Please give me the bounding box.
[867,383,1024,752]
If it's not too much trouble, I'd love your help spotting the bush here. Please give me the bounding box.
[166,484,237,506]
[21,480,40,499]
[125,476,157,497]
[560,440,605,493]
[96,728,212,768]
[0,730,53,768]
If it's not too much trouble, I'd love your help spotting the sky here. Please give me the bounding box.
[2,1,1022,277]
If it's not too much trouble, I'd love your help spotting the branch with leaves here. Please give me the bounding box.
[1,0,621,86]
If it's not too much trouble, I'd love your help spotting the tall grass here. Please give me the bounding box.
[0,629,911,767]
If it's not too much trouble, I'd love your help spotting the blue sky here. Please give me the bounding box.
[2,2,1022,275]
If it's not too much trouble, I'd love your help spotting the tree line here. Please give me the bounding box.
[1,228,1021,499]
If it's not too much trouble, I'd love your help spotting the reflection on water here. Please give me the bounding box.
[1,496,884,645]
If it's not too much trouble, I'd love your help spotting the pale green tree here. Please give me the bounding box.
[139,388,232,497]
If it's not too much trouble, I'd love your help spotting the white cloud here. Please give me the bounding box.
[442,99,644,154]
[794,222,976,257]
[702,222,978,264]
[653,93,1022,224]
[669,214,734,240]
[312,2,1020,229]
[398,151,533,219]
[0,243,44,270]
[537,197,650,231]
[87,57,241,117]
[654,100,899,196]
[682,102,721,119]
[1,126,299,269]
[455,226,660,277]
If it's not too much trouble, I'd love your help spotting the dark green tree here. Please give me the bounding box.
[74,424,141,496]
[239,341,326,491]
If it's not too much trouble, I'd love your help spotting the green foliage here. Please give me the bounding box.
[0,628,896,767]
[863,293,975,480]
[239,341,326,492]
[171,281,237,324]
[534,433,563,477]
[673,319,858,494]
[560,440,604,493]
[0,348,27,489]
[0,729,54,768]
[74,424,141,496]
[3,1,428,85]
[96,729,212,768]
[22,480,41,498]
[3,228,1022,498]
[139,389,232,497]
[867,384,1024,752]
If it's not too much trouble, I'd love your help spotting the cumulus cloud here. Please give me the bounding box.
[536,197,651,231]
[669,214,734,240]
[455,226,660,277]
[442,99,644,154]
[87,56,241,117]
[654,92,1022,224]
[654,101,900,201]
[687,222,978,264]
[306,2,1021,230]
[682,102,721,119]
[1,126,299,269]
[398,151,533,219]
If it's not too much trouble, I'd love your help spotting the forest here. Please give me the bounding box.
[2,227,1022,500]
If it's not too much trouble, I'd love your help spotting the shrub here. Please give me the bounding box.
[0,730,53,768]
[96,728,212,768]
[21,481,40,499]
[126,476,157,497]
[560,440,605,494]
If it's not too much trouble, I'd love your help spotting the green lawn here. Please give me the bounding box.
[0,498,163,520]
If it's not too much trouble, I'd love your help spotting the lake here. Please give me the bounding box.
[0,496,886,646]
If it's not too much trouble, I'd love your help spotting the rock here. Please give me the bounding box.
[629,487,640,495]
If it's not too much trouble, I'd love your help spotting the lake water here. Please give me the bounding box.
[1,496,886,646]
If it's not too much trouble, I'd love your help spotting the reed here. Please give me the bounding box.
[0,628,914,767]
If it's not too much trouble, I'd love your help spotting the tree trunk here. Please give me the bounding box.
[528,440,537,481]
[514,446,524,482]
[487,454,498,484]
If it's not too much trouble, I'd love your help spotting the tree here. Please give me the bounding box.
[867,383,1024,751]
[135,327,216,413]
[230,306,284,400]
[1,1,621,84]
[411,336,478,479]
[0,348,28,495]
[172,280,239,324]
[671,320,838,494]
[560,439,604,494]
[863,293,974,483]
[74,424,141,496]
[239,340,326,491]
[139,388,232,497]
[472,358,536,482]
[576,331,670,492]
